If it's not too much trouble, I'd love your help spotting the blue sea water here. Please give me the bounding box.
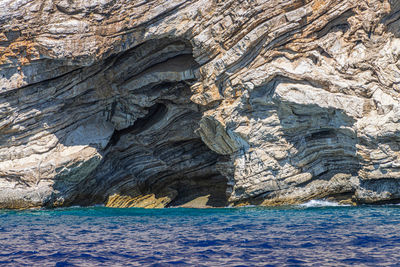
[1,202,400,266]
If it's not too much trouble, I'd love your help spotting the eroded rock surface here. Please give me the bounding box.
[1,0,400,208]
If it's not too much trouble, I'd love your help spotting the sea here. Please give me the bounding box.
[1,201,400,266]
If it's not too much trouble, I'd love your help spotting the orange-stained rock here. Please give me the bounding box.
[1,0,400,208]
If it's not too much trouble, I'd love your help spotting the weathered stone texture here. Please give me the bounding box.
[1,0,400,208]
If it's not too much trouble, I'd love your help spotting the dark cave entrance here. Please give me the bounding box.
[70,38,228,208]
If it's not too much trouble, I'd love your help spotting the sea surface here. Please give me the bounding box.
[1,201,400,266]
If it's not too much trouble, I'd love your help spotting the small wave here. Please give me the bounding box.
[299,200,350,208]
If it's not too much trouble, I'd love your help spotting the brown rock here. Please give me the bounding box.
[1,0,400,208]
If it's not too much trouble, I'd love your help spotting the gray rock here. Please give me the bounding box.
[0,0,400,208]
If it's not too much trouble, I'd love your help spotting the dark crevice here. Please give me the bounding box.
[107,103,167,148]
[315,10,353,38]
[317,47,333,59]
[166,174,228,208]
[365,198,400,205]
[306,129,336,141]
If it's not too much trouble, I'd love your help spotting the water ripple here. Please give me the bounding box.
[0,206,400,265]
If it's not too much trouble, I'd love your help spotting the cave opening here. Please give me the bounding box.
[70,38,229,208]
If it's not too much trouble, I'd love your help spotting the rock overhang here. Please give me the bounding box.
[0,0,400,208]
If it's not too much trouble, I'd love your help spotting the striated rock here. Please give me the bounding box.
[1,0,400,208]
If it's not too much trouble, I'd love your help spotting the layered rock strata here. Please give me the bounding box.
[1,0,400,208]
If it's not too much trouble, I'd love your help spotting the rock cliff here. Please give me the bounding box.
[1,0,400,208]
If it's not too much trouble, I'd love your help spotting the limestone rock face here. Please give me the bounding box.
[1,0,400,208]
